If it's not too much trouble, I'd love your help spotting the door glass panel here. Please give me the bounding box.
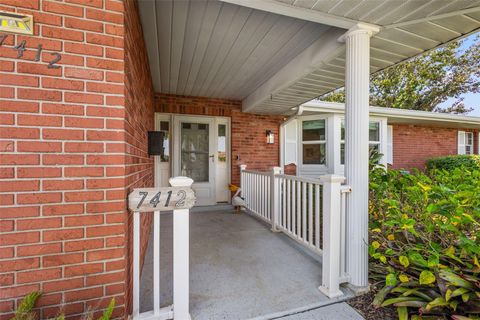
[159,121,170,162]
[181,122,209,182]
[218,124,226,162]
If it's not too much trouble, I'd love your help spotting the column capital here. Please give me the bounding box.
[338,22,380,42]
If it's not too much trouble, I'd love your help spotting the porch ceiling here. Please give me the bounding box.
[138,0,333,100]
[138,0,480,115]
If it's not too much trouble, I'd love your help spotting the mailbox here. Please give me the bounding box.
[148,131,165,156]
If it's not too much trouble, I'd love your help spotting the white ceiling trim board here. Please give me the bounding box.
[426,21,463,37]
[374,35,425,52]
[242,27,345,112]
[385,6,480,29]
[218,0,357,29]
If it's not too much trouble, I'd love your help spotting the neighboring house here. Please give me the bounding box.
[1,1,479,320]
[281,101,480,177]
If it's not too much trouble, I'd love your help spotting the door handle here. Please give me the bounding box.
[209,154,214,162]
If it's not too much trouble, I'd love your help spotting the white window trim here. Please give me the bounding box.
[339,117,388,168]
[281,118,298,167]
[386,125,393,165]
[299,115,328,167]
[458,131,474,155]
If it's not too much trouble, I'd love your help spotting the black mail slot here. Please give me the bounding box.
[148,131,165,156]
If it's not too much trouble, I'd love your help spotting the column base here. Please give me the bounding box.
[318,286,344,299]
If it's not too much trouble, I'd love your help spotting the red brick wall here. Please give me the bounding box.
[124,0,155,314]
[391,124,478,170]
[154,94,284,186]
[0,0,129,318]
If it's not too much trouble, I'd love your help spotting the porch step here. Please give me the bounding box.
[273,302,364,320]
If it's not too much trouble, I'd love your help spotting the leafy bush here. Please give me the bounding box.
[11,292,115,320]
[426,155,480,172]
[369,165,480,319]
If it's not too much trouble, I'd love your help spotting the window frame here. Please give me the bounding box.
[458,131,474,155]
[339,117,388,167]
[300,117,328,166]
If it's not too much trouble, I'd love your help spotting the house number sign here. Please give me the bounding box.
[0,33,62,68]
[128,187,196,212]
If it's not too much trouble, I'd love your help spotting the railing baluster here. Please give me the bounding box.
[282,178,286,228]
[253,173,255,212]
[295,181,302,238]
[315,184,320,250]
[249,173,252,209]
[308,183,313,246]
[267,175,271,220]
[292,180,296,234]
[243,172,247,207]
[302,182,307,242]
[263,175,266,218]
[287,179,291,232]
[260,175,263,216]
[255,175,260,213]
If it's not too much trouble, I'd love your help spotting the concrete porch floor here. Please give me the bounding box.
[140,209,361,320]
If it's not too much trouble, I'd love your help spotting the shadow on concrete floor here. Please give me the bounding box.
[140,210,351,320]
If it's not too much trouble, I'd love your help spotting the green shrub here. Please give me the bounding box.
[11,291,41,320]
[10,292,115,320]
[369,166,480,319]
[426,155,480,172]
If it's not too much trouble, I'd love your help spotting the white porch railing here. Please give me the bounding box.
[129,177,195,320]
[240,165,351,298]
[240,168,272,223]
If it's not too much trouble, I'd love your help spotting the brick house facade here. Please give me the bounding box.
[0,0,148,318]
[391,124,478,170]
[0,1,478,319]
[154,93,284,186]
[0,1,283,318]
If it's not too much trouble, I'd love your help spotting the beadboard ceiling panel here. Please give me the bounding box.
[138,0,330,100]
[138,0,480,115]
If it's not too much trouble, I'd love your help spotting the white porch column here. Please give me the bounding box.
[341,23,379,288]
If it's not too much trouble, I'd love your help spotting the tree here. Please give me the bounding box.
[321,34,480,114]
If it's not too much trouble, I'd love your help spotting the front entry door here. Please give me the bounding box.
[173,116,216,206]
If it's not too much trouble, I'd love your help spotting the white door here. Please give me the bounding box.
[173,116,216,206]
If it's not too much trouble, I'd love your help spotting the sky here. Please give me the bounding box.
[437,32,480,116]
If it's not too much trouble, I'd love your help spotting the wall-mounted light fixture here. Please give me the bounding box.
[0,11,33,35]
[266,130,274,144]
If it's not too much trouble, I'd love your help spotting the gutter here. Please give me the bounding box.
[301,101,480,126]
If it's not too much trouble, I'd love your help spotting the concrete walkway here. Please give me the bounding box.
[140,210,360,320]
[274,303,363,320]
